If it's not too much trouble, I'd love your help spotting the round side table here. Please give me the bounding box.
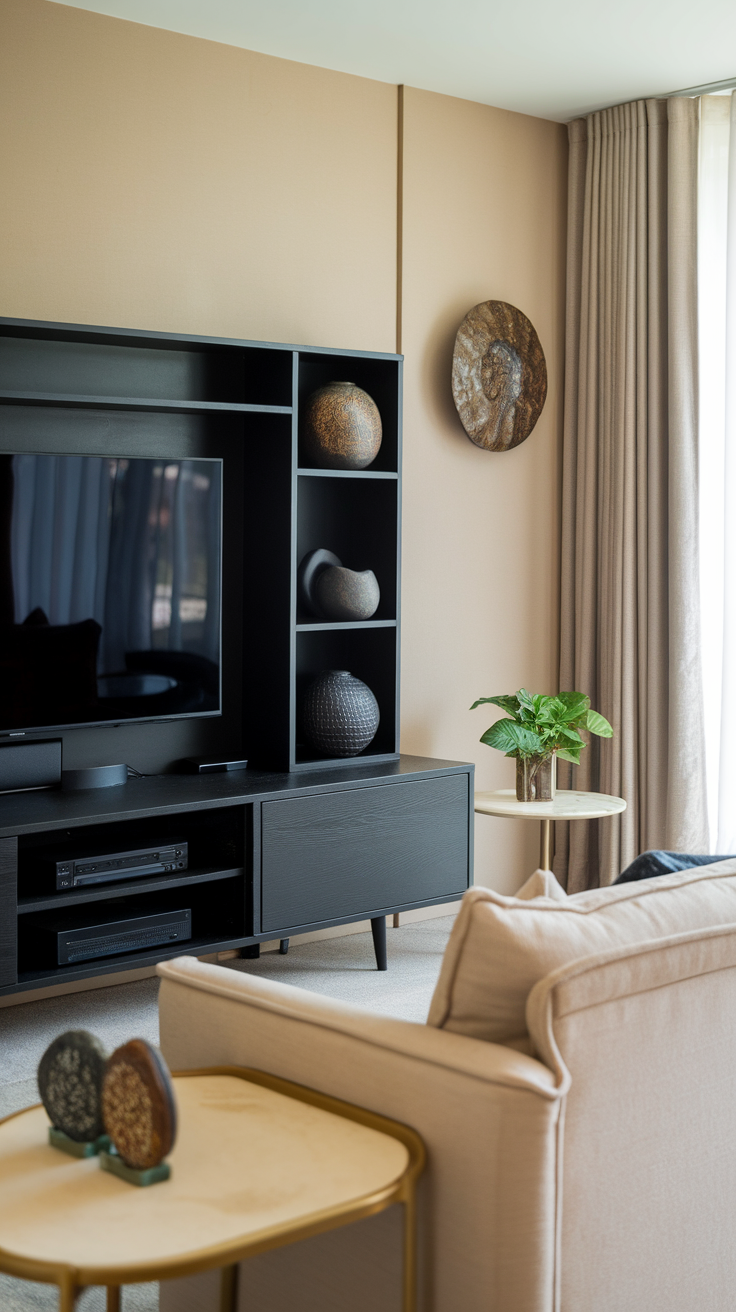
[474,788,626,871]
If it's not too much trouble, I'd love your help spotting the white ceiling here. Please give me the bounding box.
[50,0,736,122]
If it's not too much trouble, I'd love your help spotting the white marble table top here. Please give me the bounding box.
[474,788,627,821]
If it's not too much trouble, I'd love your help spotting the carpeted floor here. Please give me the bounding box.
[0,914,455,1310]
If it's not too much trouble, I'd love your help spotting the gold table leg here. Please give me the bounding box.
[220,1263,239,1312]
[58,1275,79,1311]
[106,1286,121,1312]
[540,818,553,870]
[403,1195,417,1312]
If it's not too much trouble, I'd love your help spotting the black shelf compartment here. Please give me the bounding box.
[17,805,247,902]
[0,403,258,758]
[294,627,398,770]
[18,865,244,915]
[296,475,398,625]
[15,933,247,992]
[17,875,246,977]
[0,324,293,409]
[297,351,400,473]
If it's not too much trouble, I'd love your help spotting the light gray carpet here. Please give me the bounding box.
[222,916,455,1020]
[0,915,454,1310]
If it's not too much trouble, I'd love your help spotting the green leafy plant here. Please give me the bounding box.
[470,689,613,765]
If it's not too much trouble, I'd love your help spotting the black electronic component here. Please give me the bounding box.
[0,740,61,795]
[62,764,128,791]
[54,842,188,891]
[36,906,192,966]
[181,757,249,774]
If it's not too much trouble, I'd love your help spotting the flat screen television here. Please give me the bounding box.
[0,453,223,733]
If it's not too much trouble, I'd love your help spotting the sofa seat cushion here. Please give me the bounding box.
[427,858,736,1046]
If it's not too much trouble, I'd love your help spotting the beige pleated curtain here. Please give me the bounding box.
[555,97,709,892]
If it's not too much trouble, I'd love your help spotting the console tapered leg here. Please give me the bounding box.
[371,916,387,971]
[279,938,290,955]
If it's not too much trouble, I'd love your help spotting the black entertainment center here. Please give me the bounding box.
[0,317,473,995]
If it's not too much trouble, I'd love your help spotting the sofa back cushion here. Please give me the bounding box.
[427,858,736,1046]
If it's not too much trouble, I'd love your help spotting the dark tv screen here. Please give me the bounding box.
[0,453,222,732]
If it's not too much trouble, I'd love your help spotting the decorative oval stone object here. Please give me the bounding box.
[452,301,547,452]
[302,670,380,757]
[38,1030,107,1144]
[303,382,382,469]
[101,1038,177,1171]
[314,566,380,622]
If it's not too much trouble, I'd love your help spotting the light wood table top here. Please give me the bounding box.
[0,1068,424,1311]
[474,788,627,820]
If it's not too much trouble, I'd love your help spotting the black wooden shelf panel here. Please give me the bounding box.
[295,620,397,632]
[0,390,292,415]
[291,750,400,773]
[17,865,244,915]
[297,468,398,480]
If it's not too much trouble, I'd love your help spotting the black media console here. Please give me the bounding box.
[0,755,473,995]
[0,318,473,992]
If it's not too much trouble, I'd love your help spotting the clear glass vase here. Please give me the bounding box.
[516,753,556,802]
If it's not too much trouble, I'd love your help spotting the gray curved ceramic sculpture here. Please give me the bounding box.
[303,382,382,469]
[297,548,342,616]
[314,566,380,621]
[452,301,547,452]
[302,670,380,757]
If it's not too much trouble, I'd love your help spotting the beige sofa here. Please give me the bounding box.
[157,858,736,1312]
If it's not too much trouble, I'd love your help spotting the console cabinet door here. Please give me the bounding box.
[260,774,470,933]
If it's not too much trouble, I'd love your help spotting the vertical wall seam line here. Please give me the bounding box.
[397,84,404,356]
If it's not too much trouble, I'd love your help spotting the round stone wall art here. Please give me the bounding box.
[451,301,547,452]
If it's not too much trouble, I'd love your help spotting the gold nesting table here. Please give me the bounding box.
[474,787,627,870]
[0,1067,425,1311]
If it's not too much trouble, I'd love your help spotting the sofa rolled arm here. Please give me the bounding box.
[157,956,562,1312]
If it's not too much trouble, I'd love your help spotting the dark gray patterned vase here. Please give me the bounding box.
[302,670,380,757]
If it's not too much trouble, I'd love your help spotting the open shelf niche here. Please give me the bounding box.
[243,344,402,772]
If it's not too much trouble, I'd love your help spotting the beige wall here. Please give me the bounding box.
[0,0,397,350]
[0,0,567,895]
[400,88,567,891]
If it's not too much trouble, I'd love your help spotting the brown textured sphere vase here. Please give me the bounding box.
[302,670,380,757]
[303,382,382,469]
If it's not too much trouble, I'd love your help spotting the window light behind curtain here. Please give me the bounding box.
[698,93,736,850]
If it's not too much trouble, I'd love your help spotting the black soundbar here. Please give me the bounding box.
[0,739,61,794]
[55,842,188,890]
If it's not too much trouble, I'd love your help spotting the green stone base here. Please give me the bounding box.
[49,1127,111,1158]
[99,1147,171,1186]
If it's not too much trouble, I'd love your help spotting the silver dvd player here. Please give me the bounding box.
[55,842,188,890]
